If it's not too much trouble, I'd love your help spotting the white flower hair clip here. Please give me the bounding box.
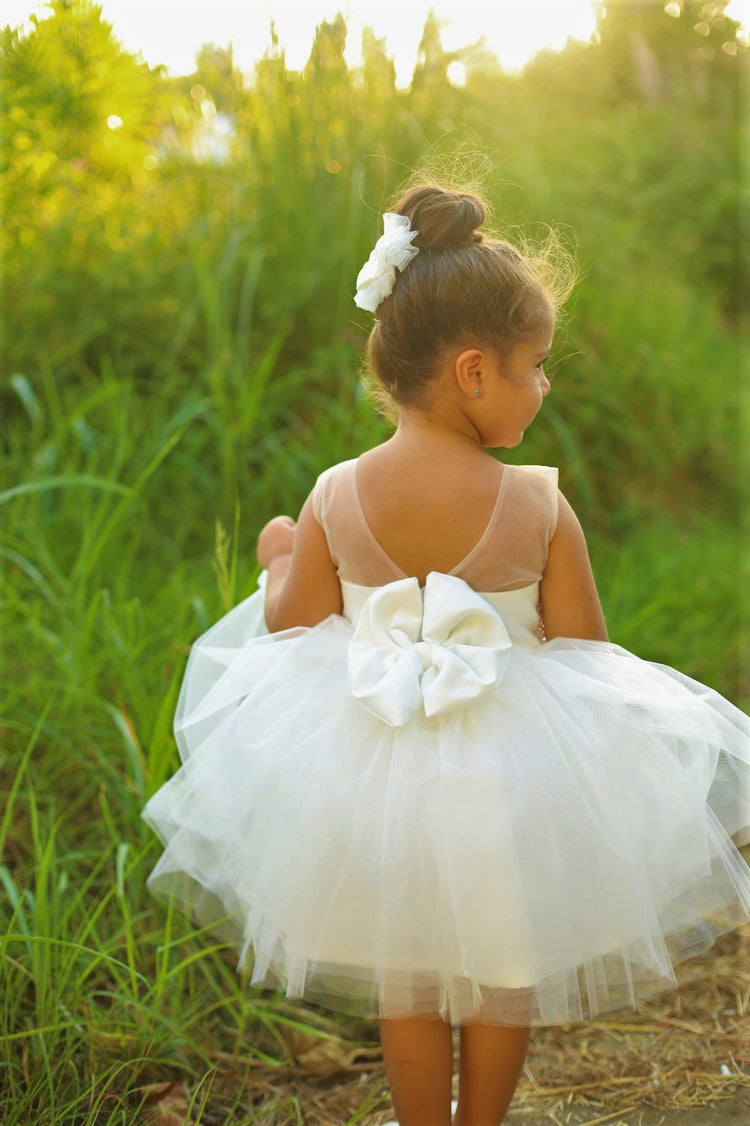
[354,213,420,313]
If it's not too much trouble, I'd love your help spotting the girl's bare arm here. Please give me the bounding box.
[540,493,608,642]
[260,496,343,632]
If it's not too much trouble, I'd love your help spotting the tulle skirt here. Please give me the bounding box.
[143,588,750,1026]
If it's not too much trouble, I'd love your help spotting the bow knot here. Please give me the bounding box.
[348,573,512,726]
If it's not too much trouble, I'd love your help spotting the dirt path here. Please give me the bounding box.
[208,924,749,1124]
[506,1088,750,1125]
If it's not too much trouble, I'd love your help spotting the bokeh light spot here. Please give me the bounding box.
[447,60,466,86]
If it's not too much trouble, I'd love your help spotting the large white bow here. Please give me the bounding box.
[348,573,512,726]
[354,213,420,312]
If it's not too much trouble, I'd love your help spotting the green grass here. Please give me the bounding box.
[1,364,391,1122]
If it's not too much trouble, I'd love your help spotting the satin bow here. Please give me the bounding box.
[348,573,512,727]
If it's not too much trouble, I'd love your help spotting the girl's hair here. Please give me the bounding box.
[366,183,576,411]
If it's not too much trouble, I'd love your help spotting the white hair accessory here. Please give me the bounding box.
[354,213,419,313]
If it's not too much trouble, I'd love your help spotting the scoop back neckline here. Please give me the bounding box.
[350,457,512,582]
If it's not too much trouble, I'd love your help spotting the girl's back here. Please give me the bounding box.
[315,447,557,596]
[355,436,506,583]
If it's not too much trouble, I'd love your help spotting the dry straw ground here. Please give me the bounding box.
[142,921,749,1126]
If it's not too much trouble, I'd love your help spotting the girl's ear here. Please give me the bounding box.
[454,348,489,400]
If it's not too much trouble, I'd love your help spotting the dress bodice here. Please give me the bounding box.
[312,457,558,591]
[313,457,558,648]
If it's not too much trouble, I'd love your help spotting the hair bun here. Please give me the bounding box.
[396,185,485,251]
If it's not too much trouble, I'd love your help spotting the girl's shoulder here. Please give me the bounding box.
[314,457,558,484]
[311,458,358,524]
[502,464,559,522]
[505,463,558,488]
[311,459,559,517]
[314,457,358,486]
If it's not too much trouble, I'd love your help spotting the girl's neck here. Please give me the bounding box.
[394,405,485,454]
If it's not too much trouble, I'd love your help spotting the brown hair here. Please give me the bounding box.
[364,183,575,411]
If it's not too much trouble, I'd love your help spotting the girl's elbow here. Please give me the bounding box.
[264,593,342,632]
[543,602,608,643]
[263,603,282,633]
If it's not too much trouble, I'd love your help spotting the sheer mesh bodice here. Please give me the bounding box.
[311,458,559,592]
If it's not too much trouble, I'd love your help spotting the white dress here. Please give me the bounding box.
[143,460,750,1026]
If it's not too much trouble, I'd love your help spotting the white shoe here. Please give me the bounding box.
[382,1102,457,1125]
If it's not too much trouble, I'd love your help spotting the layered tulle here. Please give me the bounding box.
[143,583,750,1026]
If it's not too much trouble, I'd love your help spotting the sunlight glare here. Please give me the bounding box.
[3,0,600,82]
[3,0,749,84]
[446,60,467,87]
[262,1,599,84]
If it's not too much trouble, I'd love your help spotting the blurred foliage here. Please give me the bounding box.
[0,0,746,548]
[1,0,746,611]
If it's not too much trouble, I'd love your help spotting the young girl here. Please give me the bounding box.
[143,185,750,1126]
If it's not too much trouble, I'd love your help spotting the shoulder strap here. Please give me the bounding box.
[311,459,356,527]
[512,465,559,541]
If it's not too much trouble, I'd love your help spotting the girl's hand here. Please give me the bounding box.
[257,515,297,569]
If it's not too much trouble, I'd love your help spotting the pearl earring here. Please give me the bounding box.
[474,388,481,397]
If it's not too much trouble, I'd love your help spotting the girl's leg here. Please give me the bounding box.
[379,1015,454,1125]
[454,1022,530,1126]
